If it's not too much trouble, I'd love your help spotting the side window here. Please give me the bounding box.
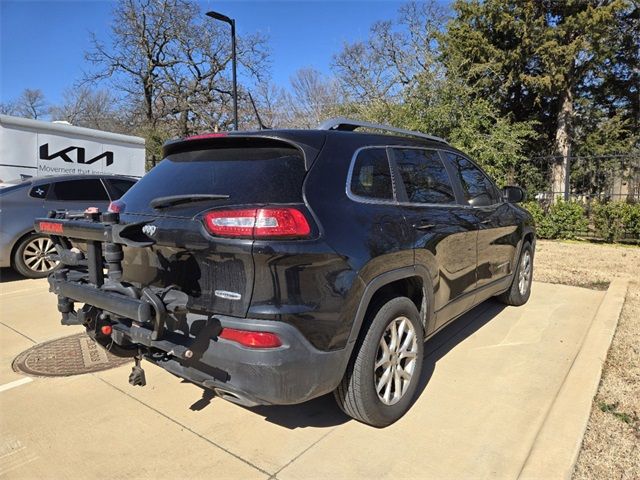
[49,179,110,202]
[350,148,394,200]
[394,148,455,204]
[447,153,501,206]
[105,179,136,199]
[29,183,50,199]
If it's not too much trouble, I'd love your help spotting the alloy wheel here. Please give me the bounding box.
[22,237,58,273]
[374,316,419,406]
[518,250,532,296]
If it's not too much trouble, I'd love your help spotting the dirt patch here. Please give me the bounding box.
[533,240,640,479]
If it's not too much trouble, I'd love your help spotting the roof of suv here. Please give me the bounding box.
[165,119,453,170]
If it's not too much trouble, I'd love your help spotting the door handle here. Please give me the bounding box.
[413,223,435,230]
[480,219,492,225]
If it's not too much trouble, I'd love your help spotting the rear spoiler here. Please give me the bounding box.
[162,132,326,170]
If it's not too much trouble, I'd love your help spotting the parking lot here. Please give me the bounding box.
[0,272,627,479]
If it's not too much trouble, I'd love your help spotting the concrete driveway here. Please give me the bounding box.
[0,272,621,479]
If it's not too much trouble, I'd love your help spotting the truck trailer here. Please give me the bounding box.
[0,114,145,182]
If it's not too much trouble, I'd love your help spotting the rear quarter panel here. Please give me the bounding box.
[0,187,45,265]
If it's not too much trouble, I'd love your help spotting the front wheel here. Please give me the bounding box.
[334,296,424,427]
[497,241,533,306]
[12,233,59,278]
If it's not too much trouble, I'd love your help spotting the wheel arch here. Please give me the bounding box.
[346,267,435,350]
[9,229,38,268]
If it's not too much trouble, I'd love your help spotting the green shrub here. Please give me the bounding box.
[522,200,544,229]
[592,201,640,242]
[523,200,588,239]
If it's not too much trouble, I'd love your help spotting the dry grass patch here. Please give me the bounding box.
[532,240,639,479]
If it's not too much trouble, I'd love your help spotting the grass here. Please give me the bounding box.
[532,240,640,479]
[598,401,639,433]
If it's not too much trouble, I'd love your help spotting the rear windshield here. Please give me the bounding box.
[121,145,305,213]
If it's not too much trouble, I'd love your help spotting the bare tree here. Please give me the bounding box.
[158,16,269,135]
[50,87,127,132]
[85,0,270,137]
[252,80,289,128]
[0,101,17,115]
[85,0,194,127]
[285,68,341,128]
[6,89,49,119]
[332,1,446,104]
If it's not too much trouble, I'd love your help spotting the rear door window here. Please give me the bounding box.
[393,148,455,204]
[49,179,110,201]
[446,153,501,206]
[349,148,394,200]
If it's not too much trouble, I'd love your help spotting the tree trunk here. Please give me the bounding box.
[143,76,154,126]
[553,86,573,200]
[179,110,189,137]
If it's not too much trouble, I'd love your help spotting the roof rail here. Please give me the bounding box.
[317,117,448,144]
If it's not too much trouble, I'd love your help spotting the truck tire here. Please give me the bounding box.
[497,241,533,306]
[12,232,59,279]
[334,296,424,427]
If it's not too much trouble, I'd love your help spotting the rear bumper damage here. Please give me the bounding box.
[36,211,348,406]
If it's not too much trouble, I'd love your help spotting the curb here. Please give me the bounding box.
[518,278,630,480]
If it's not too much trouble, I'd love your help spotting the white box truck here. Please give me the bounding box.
[0,114,146,182]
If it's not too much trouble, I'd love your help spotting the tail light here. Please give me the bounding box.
[218,328,282,348]
[203,208,311,239]
[108,200,125,213]
[39,221,64,234]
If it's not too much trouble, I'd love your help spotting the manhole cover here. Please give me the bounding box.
[12,333,131,377]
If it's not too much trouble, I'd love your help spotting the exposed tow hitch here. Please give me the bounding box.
[129,350,146,387]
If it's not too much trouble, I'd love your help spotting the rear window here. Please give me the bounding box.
[121,144,305,213]
[350,148,393,200]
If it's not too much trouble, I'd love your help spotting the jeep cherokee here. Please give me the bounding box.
[36,118,535,427]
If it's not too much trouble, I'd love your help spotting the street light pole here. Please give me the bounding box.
[206,10,238,131]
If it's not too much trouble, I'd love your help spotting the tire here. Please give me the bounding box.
[12,233,59,279]
[334,296,424,427]
[497,241,533,306]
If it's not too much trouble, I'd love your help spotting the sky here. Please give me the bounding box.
[0,0,445,107]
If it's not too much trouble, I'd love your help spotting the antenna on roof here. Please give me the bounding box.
[247,91,270,130]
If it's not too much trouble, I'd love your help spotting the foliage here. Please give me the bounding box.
[524,200,588,240]
[592,201,640,242]
[524,199,640,242]
[443,0,632,155]
[331,1,539,187]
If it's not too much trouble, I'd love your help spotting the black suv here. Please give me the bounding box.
[37,118,535,427]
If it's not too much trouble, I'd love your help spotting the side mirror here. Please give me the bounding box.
[502,186,526,203]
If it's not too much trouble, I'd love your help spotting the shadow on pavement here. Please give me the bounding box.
[413,299,506,402]
[189,299,506,430]
[0,268,26,283]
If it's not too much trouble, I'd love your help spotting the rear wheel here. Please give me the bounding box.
[334,296,424,427]
[497,241,533,306]
[12,233,59,278]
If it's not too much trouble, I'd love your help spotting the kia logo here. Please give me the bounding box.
[39,143,114,166]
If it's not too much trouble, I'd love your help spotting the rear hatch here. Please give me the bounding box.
[116,136,312,318]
